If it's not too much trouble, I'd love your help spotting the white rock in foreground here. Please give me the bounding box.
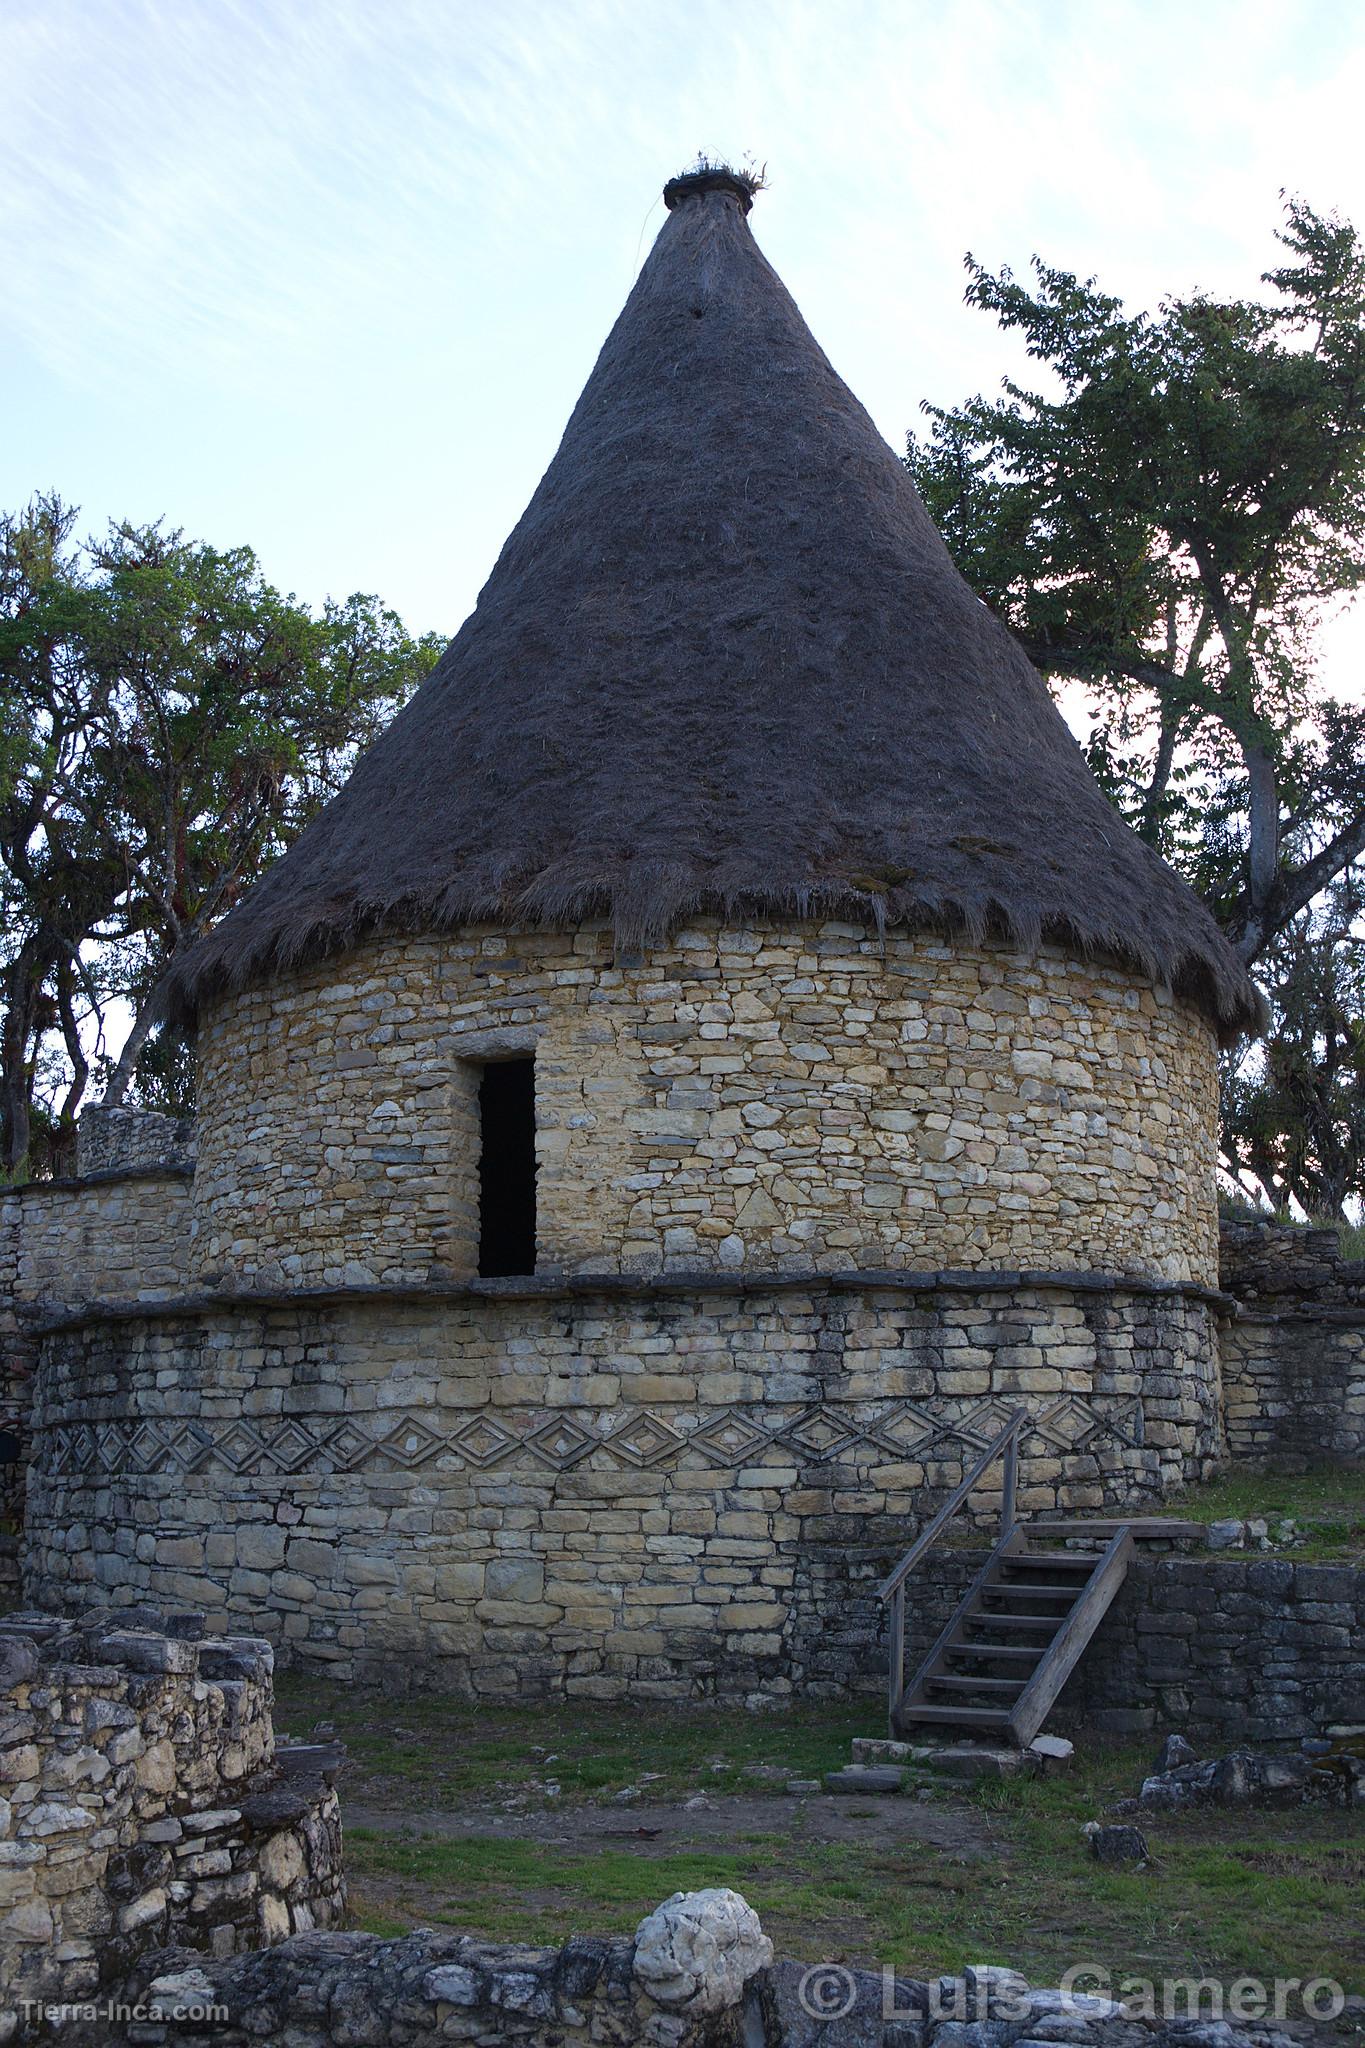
[634,1888,773,2012]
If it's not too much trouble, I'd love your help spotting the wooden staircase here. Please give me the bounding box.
[891,1523,1133,1747]
[878,1410,1201,1749]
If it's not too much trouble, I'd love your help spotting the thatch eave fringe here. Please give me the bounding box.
[163,874,1264,1045]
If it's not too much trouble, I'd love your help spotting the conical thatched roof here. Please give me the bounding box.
[169,171,1261,1039]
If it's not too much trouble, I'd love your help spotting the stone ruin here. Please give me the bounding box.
[0,1607,342,2034]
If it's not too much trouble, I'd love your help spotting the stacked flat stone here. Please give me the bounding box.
[76,1919,1284,2048]
[189,927,1218,1288]
[0,1608,342,2028]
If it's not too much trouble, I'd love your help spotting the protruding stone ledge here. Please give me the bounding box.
[21,1263,1232,1335]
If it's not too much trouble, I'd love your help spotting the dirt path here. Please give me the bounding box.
[341,1788,998,1858]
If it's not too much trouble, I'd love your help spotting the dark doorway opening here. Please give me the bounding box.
[477,1058,537,1277]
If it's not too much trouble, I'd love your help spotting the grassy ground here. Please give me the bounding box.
[1168,1465,1365,1562]
[276,1681,1365,1993]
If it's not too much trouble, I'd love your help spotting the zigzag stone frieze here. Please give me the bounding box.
[38,1394,1144,1482]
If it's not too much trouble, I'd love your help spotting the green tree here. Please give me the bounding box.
[1221,872,1365,1219]
[0,498,442,1175]
[907,197,1365,966]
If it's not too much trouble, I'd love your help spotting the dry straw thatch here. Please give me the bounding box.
[169,171,1261,1038]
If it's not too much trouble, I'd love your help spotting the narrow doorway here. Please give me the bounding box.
[477,1058,537,1276]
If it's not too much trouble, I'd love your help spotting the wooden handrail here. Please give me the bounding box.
[876,1409,1027,1602]
[878,1406,1027,1735]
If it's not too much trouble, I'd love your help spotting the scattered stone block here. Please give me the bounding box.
[1083,1821,1151,1866]
[823,1765,907,1794]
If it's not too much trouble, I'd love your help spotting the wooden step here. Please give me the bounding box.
[925,1674,1026,1694]
[944,1641,1045,1661]
[892,1521,1135,1749]
[896,1704,1013,1728]
[1025,1518,1202,1540]
[982,1582,1080,1601]
[964,1611,1064,1631]
[1000,1552,1095,1572]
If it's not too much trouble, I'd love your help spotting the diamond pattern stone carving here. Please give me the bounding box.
[36,1394,1132,1484]
[775,1405,859,1461]
[856,1403,940,1456]
[447,1414,518,1468]
[523,1415,597,1469]
[126,1422,168,1474]
[689,1408,772,1465]
[321,1420,375,1471]
[1031,1395,1104,1450]
[377,1417,445,1466]
[956,1398,1029,1449]
[215,1420,268,1474]
[95,1427,125,1475]
[265,1419,320,1473]
[1080,1399,1144,1450]
[606,1411,686,1468]
[165,1421,217,1473]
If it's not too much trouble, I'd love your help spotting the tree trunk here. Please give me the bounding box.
[1236,740,1281,961]
[100,976,170,1107]
[0,942,45,1176]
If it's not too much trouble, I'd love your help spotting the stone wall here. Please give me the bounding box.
[0,1608,343,2027]
[1216,1218,1365,1466]
[1063,1553,1365,1742]
[22,1277,1221,1695]
[1220,1314,1365,1467]
[191,921,1221,1289]
[99,1889,777,2048]
[76,1107,197,1181]
[50,1902,1314,2048]
[1,1174,193,1310]
[1,1141,194,1601]
[885,1549,1365,1745]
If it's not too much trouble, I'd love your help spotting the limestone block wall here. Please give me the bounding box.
[1220,1314,1365,1466]
[77,1106,197,1180]
[191,921,1220,1291]
[0,1608,343,2025]
[2,1173,193,1308]
[1215,1218,1365,1466]
[22,1278,1222,1695]
[103,1914,769,2048]
[0,1153,194,1601]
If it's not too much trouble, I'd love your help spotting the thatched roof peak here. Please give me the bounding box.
[663,161,762,214]
[167,175,1263,1039]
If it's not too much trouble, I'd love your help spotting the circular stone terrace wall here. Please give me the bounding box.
[25,1276,1221,1697]
[189,920,1220,1290]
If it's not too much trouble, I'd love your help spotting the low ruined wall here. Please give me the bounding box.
[51,1914,1310,2048]
[1217,1217,1365,1466]
[1062,1553,1365,1741]
[892,1550,1365,1744]
[1220,1312,1365,1466]
[0,1610,343,2022]
[22,1278,1220,1696]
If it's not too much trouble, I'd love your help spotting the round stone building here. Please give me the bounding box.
[24,169,1261,1697]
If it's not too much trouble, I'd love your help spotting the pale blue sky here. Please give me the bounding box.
[5,0,1365,684]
